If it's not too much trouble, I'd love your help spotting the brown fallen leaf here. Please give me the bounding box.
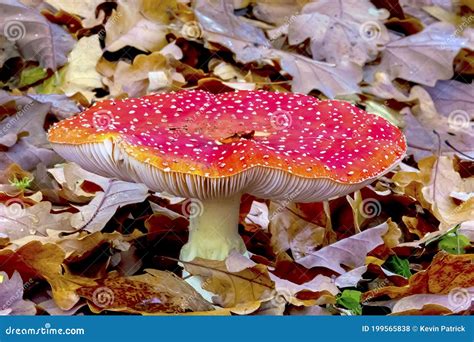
[194,0,362,97]
[70,179,149,233]
[268,201,328,259]
[393,156,474,229]
[288,0,389,66]
[0,201,74,240]
[77,269,214,314]
[0,0,75,70]
[184,256,274,310]
[366,23,468,86]
[0,241,96,310]
[362,252,474,301]
[104,0,174,52]
[296,221,390,273]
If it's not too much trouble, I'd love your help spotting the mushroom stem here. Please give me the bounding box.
[180,194,246,261]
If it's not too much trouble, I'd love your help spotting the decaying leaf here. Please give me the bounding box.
[77,269,214,314]
[363,252,474,301]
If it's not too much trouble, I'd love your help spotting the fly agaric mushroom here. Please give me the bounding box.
[48,90,406,261]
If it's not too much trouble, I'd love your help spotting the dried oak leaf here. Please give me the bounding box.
[184,256,274,313]
[362,252,474,301]
[76,269,214,314]
[40,34,104,103]
[70,179,149,233]
[227,252,339,308]
[0,0,75,70]
[0,139,57,171]
[366,23,468,86]
[194,0,361,97]
[0,241,96,310]
[295,221,390,274]
[0,90,81,121]
[0,271,36,315]
[288,0,389,66]
[393,156,474,229]
[0,201,74,240]
[424,80,474,118]
[268,201,330,259]
[105,47,183,98]
[103,0,175,52]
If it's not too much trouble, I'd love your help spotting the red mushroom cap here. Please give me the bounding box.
[48,90,406,200]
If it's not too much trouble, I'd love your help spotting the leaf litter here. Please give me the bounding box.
[0,0,473,316]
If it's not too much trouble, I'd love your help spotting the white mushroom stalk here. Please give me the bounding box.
[180,194,246,261]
